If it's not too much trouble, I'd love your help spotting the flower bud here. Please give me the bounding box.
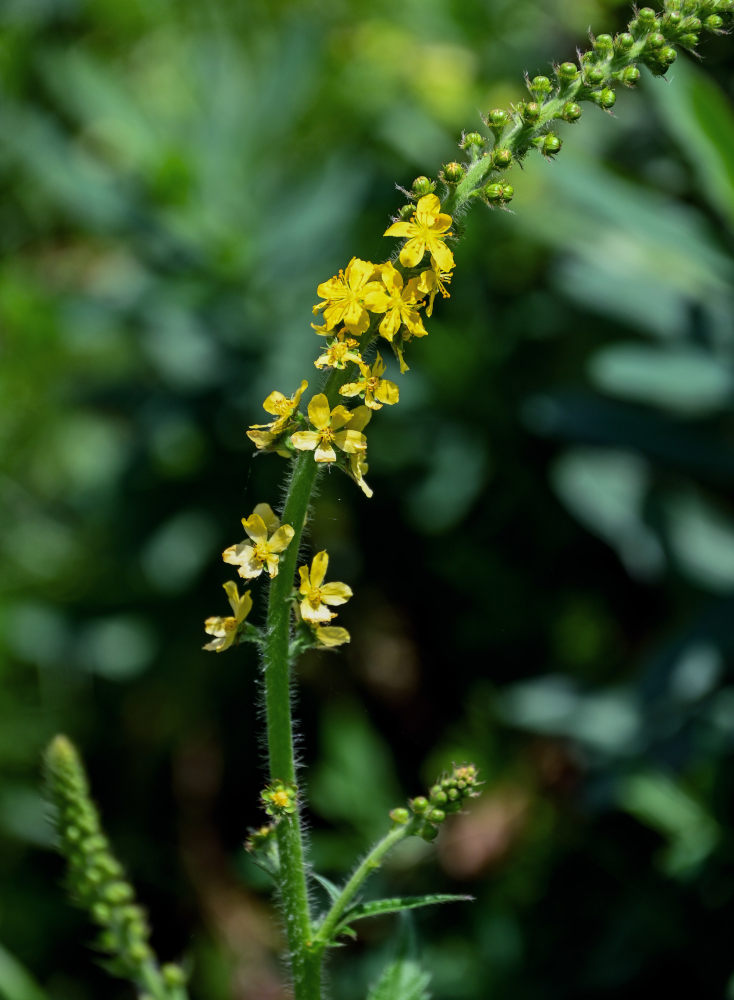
[103,881,134,905]
[681,15,702,30]
[664,11,683,26]
[615,32,634,50]
[419,823,439,842]
[657,46,678,66]
[410,796,429,815]
[389,807,411,825]
[584,66,605,85]
[529,75,552,97]
[644,32,665,50]
[562,102,582,122]
[411,176,435,197]
[705,14,724,30]
[398,203,414,220]
[91,902,112,925]
[593,87,616,109]
[427,808,446,824]
[492,147,513,169]
[540,132,562,156]
[461,131,485,150]
[429,786,448,806]
[163,965,187,988]
[441,161,465,183]
[593,33,614,53]
[557,62,579,82]
[638,7,657,26]
[521,101,541,123]
[678,32,699,47]
[485,108,510,135]
[621,66,641,86]
[483,181,514,205]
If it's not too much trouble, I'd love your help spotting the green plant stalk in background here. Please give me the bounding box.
[43,2,733,999]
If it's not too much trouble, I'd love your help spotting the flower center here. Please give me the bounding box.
[308,588,322,606]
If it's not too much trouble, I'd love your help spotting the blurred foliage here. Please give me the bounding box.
[1,0,734,998]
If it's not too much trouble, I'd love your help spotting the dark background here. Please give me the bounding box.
[2,0,734,997]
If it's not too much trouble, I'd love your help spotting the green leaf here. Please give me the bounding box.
[336,894,472,937]
[311,872,342,902]
[366,958,431,1000]
[0,944,49,1000]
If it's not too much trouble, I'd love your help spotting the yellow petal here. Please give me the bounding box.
[290,430,319,451]
[300,599,335,624]
[236,590,253,623]
[247,428,278,450]
[381,262,403,295]
[311,551,329,588]
[262,390,288,416]
[223,580,241,615]
[292,379,308,405]
[339,381,363,398]
[314,442,337,463]
[399,238,427,269]
[383,220,416,239]
[242,513,268,544]
[222,542,247,567]
[379,310,400,342]
[363,286,390,312]
[415,193,442,221]
[330,405,353,430]
[345,257,376,290]
[346,405,372,433]
[316,275,345,300]
[268,524,295,553]
[298,565,311,593]
[320,582,352,605]
[428,240,455,272]
[314,626,350,647]
[373,353,386,377]
[307,393,331,430]
[334,429,366,454]
[375,379,399,405]
[252,503,280,535]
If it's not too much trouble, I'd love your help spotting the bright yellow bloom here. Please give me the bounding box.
[247,380,308,451]
[340,353,399,410]
[407,262,452,317]
[298,550,352,624]
[383,194,455,271]
[313,257,381,334]
[313,625,350,647]
[222,503,294,580]
[343,406,373,497]
[363,262,427,342]
[203,581,253,653]
[290,394,366,464]
[314,332,362,370]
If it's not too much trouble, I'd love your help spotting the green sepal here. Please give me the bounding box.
[333,893,473,939]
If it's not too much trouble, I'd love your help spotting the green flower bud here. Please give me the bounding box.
[398,203,415,220]
[584,65,606,85]
[644,32,665,50]
[540,132,562,156]
[389,807,411,825]
[103,881,134,905]
[128,942,152,963]
[593,87,617,109]
[419,823,439,842]
[615,32,635,50]
[681,15,702,30]
[410,796,429,815]
[447,787,460,802]
[593,33,614,53]
[557,62,579,82]
[162,965,187,988]
[492,147,513,169]
[664,11,683,26]
[521,101,541,123]
[429,787,448,806]
[462,131,485,150]
[666,0,682,10]
[428,808,446,824]
[91,902,112,925]
[562,101,582,122]
[529,75,552,97]
[485,108,509,134]
[621,65,641,86]
[657,46,678,66]
[705,14,725,29]
[441,161,465,183]
[483,181,514,205]
[638,7,657,25]
[411,175,435,197]
[678,32,699,46]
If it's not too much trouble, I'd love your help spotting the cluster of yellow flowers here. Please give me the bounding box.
[203,506,353,652]
[246,193,456,498]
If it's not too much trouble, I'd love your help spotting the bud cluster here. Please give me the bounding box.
[44,736,184,997]
[391,763,481,842]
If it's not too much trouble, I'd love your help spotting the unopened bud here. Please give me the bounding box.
[410,796,429,815]
[705,14,724,30]
[461,131,485,150]
[441,161,465,183]
[540,133,562,156]
[485,108,510,132]
[483,182,514,205]
[593,33,614,53]
[621,66,641,86]
[594,87,617,109]
[411,176,435,197]
[562,102,582,122]
[529,75,552,97]
[521,101,541,123]
[615,32,634,50]
[492,147,513,169]
[557,62,579,82]
[389,807,411,825]
[584,66,605,85]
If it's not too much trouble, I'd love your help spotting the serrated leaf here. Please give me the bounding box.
[311,872,342,902]
[336,894,472,937]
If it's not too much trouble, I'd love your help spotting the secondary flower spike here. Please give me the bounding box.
[203,581,253,653]
[298,550,352,624]
[290,393,367,464]
[384,193,455,271]
[222,503,295,580]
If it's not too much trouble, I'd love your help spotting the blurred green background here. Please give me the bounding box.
[2,0,734,997]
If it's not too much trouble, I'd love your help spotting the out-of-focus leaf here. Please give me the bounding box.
[648,60,734,229]
[366,959,431,1000]
[0,945,49,1000]
[666,490,734,593]
[588,343,733,416]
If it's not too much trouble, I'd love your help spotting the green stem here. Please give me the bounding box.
[313,821,415,953]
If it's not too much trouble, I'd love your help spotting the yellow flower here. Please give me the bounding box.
[247,380,308,451]
[340,353,399,410]
[313,625,350,647]
[203,581,253,653]
[407,262,452,318]
[313,257,381,334]
[363,262,427,342]
[383,194,455,271]
[290,393,367,464]
[343,406,373,497]
[314,332,362,370]
[222,503,294,580]
[298,550,352,624]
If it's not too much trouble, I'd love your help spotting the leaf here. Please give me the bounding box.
[0,944,50,1000]
[311,872,342,902]
[366,958,431,1000]
[336,894,472,937]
